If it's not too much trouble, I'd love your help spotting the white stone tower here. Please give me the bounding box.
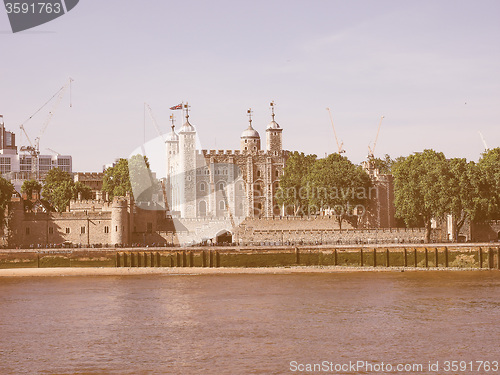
[165,114,179,213]
[178,103,197,218]
[240,108,260,152]
[266,101,283,154]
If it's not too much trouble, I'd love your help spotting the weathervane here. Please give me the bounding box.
[170,114,175,131]
[270,101,275,121]
[184,102,191,119]
[247,108,253,126]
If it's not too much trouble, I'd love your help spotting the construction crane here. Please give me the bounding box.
[18,78,73,180]
[144,103,165,142]
[326,107,345,154]
[479,131,489,151]
[367,115,385,159]
[46,148,61,156]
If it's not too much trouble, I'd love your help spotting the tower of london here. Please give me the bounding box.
[165,103,289,220]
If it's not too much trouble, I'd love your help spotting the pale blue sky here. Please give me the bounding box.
[0,0,499,172]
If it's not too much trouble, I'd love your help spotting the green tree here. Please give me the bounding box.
[42,168,74,212]
[21,179,42,198]
[128,154,160,202]
[392,149,449,243]
[476,147,500,220]
[102,158,131,200]
[275,152,317,215]
[102,155,160,202]
[0,176,14,225]
[307,153,372,229]
[445,158,482,242]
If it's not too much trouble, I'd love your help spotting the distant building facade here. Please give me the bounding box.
[0,115,72,189]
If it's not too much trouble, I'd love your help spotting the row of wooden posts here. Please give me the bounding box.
[115,247,500,269]
[116,251,221,268]
[294,247,500,269]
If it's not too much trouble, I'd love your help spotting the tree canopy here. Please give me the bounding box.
[41,168,93,212]
[276,152,371,228]
[102,155,160,202]
[0,176,14,224]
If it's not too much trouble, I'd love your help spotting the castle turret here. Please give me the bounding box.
[178,103,197,218]
[111,197,129,245]
[165,114,179,212]
[266,101,282,154]
[240,108,260,152]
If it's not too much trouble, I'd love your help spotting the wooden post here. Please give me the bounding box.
[215,251,220,268]
[386,248,390,267]
[373,248,377,267]
[209,251,214,267]
[156,252,161,267]
[115,253,120,267]
[445,247,448,268]
[425,248,428,268]
[37,253,40,268]
[334,249,337,266]
[404,248,407,268]
[182,251,187,267]
[414,248,418,268]
[169,255,174,267]
[435,247,439,268]
[202,251,207,267]
[489,248,493,269]
[360,248,364,267]
[189,251,194,267]
[176,252,181,267]
[478,247,483,268]
[295,247,300,264]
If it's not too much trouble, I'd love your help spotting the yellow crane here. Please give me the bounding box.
[367,115,385,159]
[19,78,73,180]
[326,107,345,154]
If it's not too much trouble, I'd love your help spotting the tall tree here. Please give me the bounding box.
[0,177,14,225]
[275,152,317,215]
[307,153,372,229]
[102,155,160,202]
[42,168,74,212]
[392,149,449,243]
[476,147,500,220]
[102,158,131,200]
[445,158,482,242]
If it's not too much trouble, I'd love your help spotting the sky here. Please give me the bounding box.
[0,0,499,173]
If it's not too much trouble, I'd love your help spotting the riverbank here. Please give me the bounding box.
[1,244,499,271]
[0,266,497,277]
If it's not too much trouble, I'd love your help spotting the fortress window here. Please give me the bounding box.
[244,147,247,151]
[48,227,53,235]
[104,226,109,234]
[25,227,30,235]
[275,170,279,177]
[200,182,206,191]
[217,182,225,191]
[219,200,225,210]
[81,226,86,234]
[115,226,118,232]
[245,139,248,143]
[253,147,257,151]
[257,170,261,177]
[65,228,70,234]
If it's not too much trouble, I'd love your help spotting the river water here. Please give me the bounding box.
[0,271,499,374]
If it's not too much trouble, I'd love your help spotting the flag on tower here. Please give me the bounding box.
[170,103,182,110]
